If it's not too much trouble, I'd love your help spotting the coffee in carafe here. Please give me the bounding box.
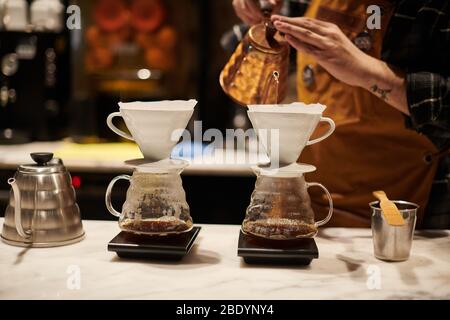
[106,159,193,236]
[242,164,332,240]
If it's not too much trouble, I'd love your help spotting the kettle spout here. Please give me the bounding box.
[8,178,30,239]
[261,71,281,104]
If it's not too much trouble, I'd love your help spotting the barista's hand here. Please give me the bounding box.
[233,0,283,25]
[272,15,410,115]
[272,15,372,87]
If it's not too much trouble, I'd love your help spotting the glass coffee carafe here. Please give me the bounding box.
[242,164,333,240]
[105,159,193,236]
[242,103,335,240]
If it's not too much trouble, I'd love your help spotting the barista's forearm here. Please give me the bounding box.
[360,56,410,116]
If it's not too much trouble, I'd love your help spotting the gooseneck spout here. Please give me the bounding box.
[8,178,30,239]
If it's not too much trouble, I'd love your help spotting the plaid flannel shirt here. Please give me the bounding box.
[290,1,450,139]
[382,0,450,145]
[376,0,450,228]
[289,0,450,227]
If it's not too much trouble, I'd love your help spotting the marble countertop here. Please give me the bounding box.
[0,219,449,300]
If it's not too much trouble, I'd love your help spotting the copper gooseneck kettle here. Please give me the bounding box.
[220,0,290,106]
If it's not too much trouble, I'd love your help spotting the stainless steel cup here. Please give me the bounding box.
[370,201,418,262]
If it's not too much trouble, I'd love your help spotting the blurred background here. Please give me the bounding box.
[0,0,307,224]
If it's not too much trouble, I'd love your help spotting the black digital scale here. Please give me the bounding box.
[237,230,319,266]
[108,227,201,261]
[108,226,318,265]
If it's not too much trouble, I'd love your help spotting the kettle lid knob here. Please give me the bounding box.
[259,0,273,17]
[30,152,54,166]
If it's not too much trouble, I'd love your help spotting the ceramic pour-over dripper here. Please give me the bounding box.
[247,103,335,166]
[107,100,197,161]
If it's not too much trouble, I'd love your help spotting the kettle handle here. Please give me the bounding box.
[306,182,333,227]
[306,117,336,146]
[8,178,30,239]
[105,175,131,218]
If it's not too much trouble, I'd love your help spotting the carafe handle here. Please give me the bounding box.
[8,178,30,239]
[105,175,131,218]
[106,112,134,141]
[306,182,333,227]
[306,117,336,146]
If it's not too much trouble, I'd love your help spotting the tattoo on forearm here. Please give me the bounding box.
[371,84,392,101]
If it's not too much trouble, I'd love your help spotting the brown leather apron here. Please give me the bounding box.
[298,0,440,227]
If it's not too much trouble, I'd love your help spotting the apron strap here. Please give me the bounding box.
[426,141,450,163]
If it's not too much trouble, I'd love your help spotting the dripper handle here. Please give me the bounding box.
[306,117,336,146]
[106,112,134,141]
[306,182,333,227]
[105,175,131,218]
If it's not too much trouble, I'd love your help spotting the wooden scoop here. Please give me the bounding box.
[373,191,405,226]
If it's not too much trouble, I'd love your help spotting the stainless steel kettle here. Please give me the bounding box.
[1,153,85,247]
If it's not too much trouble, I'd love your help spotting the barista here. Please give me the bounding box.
[232,0,450,228]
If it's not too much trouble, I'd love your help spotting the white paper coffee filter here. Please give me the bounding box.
[119,99,197,111]
[112,100,196,161]
[247,102,331,165]
[247,102,326,114]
